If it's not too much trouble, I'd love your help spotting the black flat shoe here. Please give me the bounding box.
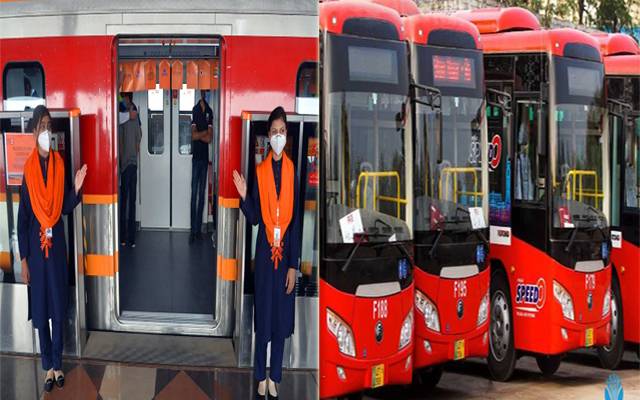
[44,377,54,392]
[255,392,266,400]
[55,373,64,388]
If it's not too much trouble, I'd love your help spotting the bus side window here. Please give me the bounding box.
[2,62,46,111]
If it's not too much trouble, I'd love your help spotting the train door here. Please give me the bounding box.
[114,38,227,333]
[235,112,319,369]
[0,109,86,357]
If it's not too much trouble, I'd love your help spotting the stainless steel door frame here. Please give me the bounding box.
[0,110,85,357]
[234,112,318,369]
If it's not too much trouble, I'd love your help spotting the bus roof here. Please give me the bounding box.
[0,0,316,17]
[368,0,420,17]
[404,13,481,50]
[604,55,640,76]
[454,7,540,34]
[592,33,640,56]
[466,27,602,62]
[320,0,405,41]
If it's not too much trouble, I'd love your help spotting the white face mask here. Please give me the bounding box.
[270,133,286,156]
[38,130,51,153]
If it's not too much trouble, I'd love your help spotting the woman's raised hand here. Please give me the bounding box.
[75,164,88,195]
[232,170,247,200]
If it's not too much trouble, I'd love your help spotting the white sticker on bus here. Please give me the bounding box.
[490,225,511,246]
[611,230,622,249]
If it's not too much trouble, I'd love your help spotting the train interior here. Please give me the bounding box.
[116,38,221,324]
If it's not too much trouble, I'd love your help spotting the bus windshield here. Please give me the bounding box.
[325,91,411,243]
[553,57,607,230]
[414,95,484,232]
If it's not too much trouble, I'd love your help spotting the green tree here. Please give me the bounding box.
[595,0,633,32]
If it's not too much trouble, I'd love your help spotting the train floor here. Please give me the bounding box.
[118,230,216,316]
[0,352,317,399]
[361,349,639,399]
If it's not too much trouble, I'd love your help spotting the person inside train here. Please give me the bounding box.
[232,106,301,400]
[189,89,213,243]
[118,92,142,247]
[18,105,87,392]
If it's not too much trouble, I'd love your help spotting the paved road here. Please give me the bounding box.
[363,350,639,399]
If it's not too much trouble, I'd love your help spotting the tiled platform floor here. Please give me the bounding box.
[0,354,318,400]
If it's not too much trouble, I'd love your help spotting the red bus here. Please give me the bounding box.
[457,7,613,380]
[319,1,414,397]
[403,13,491,386]
[593,32,640,369]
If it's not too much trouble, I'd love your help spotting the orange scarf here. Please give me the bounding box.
[256,151,294,269]
[24,149,65,258]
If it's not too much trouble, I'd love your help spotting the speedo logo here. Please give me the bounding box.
[515,278,546,310]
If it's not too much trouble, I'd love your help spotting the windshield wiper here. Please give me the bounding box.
[341,223,395,273]
[429,229,444,258]
[564,226,579,253]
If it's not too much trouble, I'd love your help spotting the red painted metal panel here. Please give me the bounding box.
[218,36,317,200]
[369,0,419,17]
[604,54,640,76]
[320,0,405,40]
[404,13,481,49]
[0,35,116,196]
[455,7,541,34]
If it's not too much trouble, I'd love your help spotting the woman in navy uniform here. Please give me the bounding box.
[233,106,300,399]
[18,105,87,392]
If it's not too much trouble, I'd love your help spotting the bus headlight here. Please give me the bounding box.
[477,290,490,326]
[602,286,611,317]
[327,309,355,357]
[399,310,413,350]
[415,290,440,332]
[553,281,574,321]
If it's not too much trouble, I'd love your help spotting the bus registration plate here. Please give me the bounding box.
[454,339,465,360]
[585,328,594,347]
[371,364,384,388]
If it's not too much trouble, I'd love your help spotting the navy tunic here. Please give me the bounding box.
[17,154,81,330]
[240,157,301,340]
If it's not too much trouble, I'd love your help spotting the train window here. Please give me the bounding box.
[296,62,317,98]
[178,114,192,155]
[179,88,195,112]
[148,113,164,154]
[2,62,46,111]
[296,62,318,115]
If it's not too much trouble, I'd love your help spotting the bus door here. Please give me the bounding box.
[512,98,547,249]
[486,87,513,235]
[235,112,319,369]
[0,109,86,356]
[609,100,639,245]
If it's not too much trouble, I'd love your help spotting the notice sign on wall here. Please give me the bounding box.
[4,132,35,186]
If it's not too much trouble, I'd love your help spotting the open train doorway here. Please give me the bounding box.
[116,38,220,327]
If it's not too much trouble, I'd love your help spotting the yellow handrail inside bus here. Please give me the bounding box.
[439,167,482,206]
[356,171,407,218]
[565,169,604,209]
